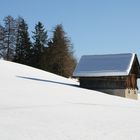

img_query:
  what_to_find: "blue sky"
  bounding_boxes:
[0,0,140,59]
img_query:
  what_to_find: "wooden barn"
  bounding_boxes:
[73,53,140,99]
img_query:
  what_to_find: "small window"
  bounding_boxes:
[128,90,130,94]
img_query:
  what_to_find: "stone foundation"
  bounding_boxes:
[97,89,138,100]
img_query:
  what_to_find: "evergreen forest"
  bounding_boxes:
[0,16,77,77]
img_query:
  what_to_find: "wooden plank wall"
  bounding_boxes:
[80,74,138,89]
[126,74,137,89]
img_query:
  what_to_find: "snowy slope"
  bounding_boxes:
[0,60,140,140]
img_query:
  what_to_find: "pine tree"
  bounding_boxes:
[14,17,32,65]
[32,21,48,69]
[3,16,16,60]
[0,25,5,58]
[47,24,77,77]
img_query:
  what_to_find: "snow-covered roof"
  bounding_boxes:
[73,53,139,77]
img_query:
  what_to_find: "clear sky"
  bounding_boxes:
[0,0,140,60]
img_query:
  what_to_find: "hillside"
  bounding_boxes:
[0,60,140,140]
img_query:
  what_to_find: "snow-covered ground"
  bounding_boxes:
[0,60,140,140]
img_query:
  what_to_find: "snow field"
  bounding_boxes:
[0,60,140,140]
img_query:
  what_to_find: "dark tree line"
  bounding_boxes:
[0,16,77,77]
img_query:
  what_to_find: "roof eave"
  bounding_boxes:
[73,72,128,77]
[127,53,136,74]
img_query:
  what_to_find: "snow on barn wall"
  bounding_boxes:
[73,53,140,100]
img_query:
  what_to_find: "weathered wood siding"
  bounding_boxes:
[126,74,137,89]
[80,74,138,90]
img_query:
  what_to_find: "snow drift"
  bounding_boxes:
[0,60,140,140]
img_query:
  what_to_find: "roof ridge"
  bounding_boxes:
[82,53,134,57]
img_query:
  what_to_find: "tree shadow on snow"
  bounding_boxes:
[16,75,79,87]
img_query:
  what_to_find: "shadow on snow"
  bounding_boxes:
[16,75,79,87]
